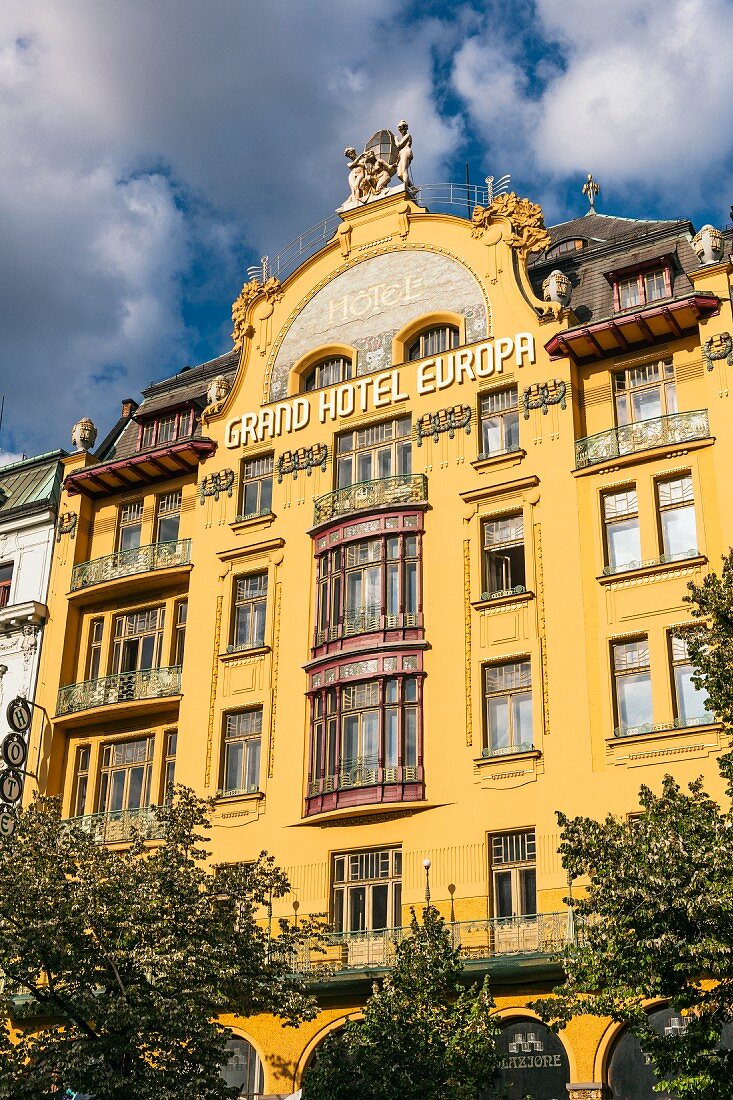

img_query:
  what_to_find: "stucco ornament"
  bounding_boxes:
[342,126,416,206]
[71,417,97,452]
[542,269,572,307]
[691,224,724,265]
[231,276,283,350]
[471,193,551,257]
[206,375,231,406]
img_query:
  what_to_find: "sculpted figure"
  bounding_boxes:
[363,149,393,195]
[345,147,367,204]
[395,120,414,189]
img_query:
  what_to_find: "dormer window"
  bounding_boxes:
[609,258,673,312]
[137,408,194,451]
[304,356,353,392]
[546,238,585,259]
[407,325,458,362]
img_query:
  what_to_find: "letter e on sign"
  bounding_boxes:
[0,809,16,837]
[2,734,27,771]
[7,697,31,734]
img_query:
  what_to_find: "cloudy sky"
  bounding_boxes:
[1,0,732,462]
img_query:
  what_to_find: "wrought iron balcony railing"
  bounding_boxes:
[57,665,182,716]
[66,804,164,844]
[613,713,715,738]
[294,911,572,974]
[70,539,191,591]
[313,474,428,526]
[307,759,420,797]
[575,409,710,469]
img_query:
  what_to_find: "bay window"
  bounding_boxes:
[336,416,411,489]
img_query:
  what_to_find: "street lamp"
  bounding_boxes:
[423,857,432,906]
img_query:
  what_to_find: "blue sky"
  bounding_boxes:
[1,0,732,462]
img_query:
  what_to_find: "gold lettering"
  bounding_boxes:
[292,398,310,431]
[225,418,241,448]
[515,331,536,366]
[417,359,437,394]
[390,369,409,403]
[495,336,514,372]
[240,413,258,446]
[435,353,455,390]
[318,390,337,424]
[337,384,355,418]
[475,342,495,378]
[455,348,476,383]
[259,408,275,440]
[373,371,393,408]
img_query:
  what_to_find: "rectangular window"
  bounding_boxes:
[336,417,411,489]
[657,475,697,561]
[174,600,187,666]
[670,634,712,727]
[484,661,533,756]
[614,359,676,426]
[98,736,154,814]
[490,830,536,918]
[163,729,177,801]
[240,454,274,518]
[156,415,177,444]
[613,638,652,734]
[117,501,144,552]
[332,847,402,934]
[479,387,519,458]
[644,268,667,302]
[482,514,525,597]
[222,709,262,795]
[232,572,268,651]
[618,275,643,310]
[616,267,669,311]
[72,745,90,817]
[141,421,156,449]
[86,618,105,680]
[156,490,181,543]
[603,488,641,572]
[0,562,12,609]
[112,607,165,674]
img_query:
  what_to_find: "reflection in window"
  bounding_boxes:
[117,501,143,552]
[240,454,273,519]
[490,830,536,918]
[86,618,104,680]
[479,387,519,458]
[304,356,353,392]
[232,573,268,651]
[617,267,669,310]
[0,562,12,609]
[671,634,712,727]
[72,745,90,817]
[613,638,652,734]
[336,417,411,488]
[98,737,154,814]
[603,489,641,572]
[407,325,458,361]
[156,490,181,543]
[482,515,525,597]
[332,847,402,933]
[112,607,165,673]
[484,661,533,756]
[222,709,262,795]
[220,1036,265,1100]
[614,360,676,426]
[163,729,177,800]
[657,475,697,560]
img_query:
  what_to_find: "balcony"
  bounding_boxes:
[70,539,191,592]
[313,474,428,526]
[575,409,710,469]
[315,608,419,647]
[66,804,164,844]
[306,759,423,816]
[295,911,572,976]
[57,665,182,717]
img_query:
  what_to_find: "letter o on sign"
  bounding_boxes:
[2,733,27,770]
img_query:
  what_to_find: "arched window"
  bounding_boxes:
[221,1036,265,1099]
[303,356,353,392]
[407,325,459,362]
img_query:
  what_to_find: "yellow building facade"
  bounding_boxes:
[29,172,733,1098]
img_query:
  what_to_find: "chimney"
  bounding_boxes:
[120,398,139,420]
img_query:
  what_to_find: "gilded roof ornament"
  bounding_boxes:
[471,192,551,256]
[582,173,600,213]
[231,276,283,350]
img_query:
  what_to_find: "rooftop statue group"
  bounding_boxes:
[344,121,415,205]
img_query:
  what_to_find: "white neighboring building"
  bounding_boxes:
[0,451,66,717]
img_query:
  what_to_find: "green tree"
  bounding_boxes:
[302,905,502,1100]
[537,552,733,1098]
[0,788,320,1100]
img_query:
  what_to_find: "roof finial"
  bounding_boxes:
[582,173,600,214]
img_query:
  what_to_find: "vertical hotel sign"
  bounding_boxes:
[226,332,536,448]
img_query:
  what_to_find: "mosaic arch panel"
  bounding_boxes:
[221,1036,265,1099]
[481,1016,570,1100]
[267,249,489,401]
[607,1006,733,1099]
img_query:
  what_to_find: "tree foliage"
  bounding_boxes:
[0,788,319,1100]
[302,905,501,1100]
[537,551,733,1098]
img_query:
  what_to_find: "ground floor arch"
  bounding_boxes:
[481,1014,571,1100]
[221,1033,266,1099]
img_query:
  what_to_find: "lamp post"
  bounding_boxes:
[423,857,432,907]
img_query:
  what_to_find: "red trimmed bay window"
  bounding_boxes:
[314,528,422,651]
[306,673,423,815]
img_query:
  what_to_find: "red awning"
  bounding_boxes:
[64,438,217,498]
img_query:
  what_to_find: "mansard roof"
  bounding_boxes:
[0,450,66,522]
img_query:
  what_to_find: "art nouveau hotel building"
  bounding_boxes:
[29,177,733,1099]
